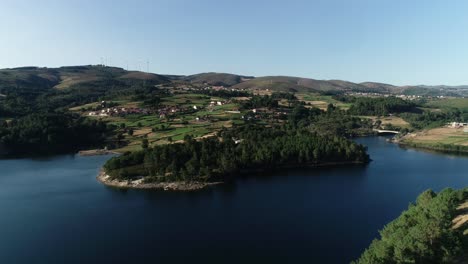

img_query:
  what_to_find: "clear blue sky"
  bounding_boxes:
[1,0,468,85]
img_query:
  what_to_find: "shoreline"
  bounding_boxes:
[96,160,367,191]
[392,136,468,155]
[391,128,468,155]
[397,142,468,155]
[79,149,120,157]
[97,170,222,191]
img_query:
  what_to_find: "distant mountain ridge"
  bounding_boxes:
[0,65,170,91]
[1,65,467,96]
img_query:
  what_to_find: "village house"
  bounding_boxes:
[449,122,468,128]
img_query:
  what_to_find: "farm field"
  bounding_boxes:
[401,127,468,146]
[296,93,351,110]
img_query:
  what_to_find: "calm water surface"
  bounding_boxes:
[1,136,467,264]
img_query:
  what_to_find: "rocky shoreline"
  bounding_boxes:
[97,170,222,191]
[79,149,120,156]
[97,161,367,191]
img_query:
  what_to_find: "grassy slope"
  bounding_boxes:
[425,98,468,112]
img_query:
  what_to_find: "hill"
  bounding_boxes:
[0,65,170,92]
[2,65,468,97]
[182,72,254,86]
[232,76,468,96]
[231,76,394,94]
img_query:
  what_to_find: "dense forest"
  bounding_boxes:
[354,188,467,264]
[286,104,373,137]
[340,96,417,116]
[400,109,467,129]
[0,112,110,156]
[104,125,369,182]
[240,94,280,109]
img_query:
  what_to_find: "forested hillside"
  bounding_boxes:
[0,113,109,156]
[353,188,468,264]
[343,97,417,116]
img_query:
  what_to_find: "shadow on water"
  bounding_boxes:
[398,145,468,158]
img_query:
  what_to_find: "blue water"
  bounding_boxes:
[0,136,467,264]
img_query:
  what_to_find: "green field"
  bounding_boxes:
[297,93,351,110]
[424,98,468,111]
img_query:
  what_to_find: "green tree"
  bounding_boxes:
[142,138,149,149]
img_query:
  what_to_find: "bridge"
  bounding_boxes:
[373,129,400,135]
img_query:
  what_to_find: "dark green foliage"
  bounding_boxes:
[287,104,373,137]
[103,125,369,181]
[271,92,297,101]
[0,112,110,156]
[401,110,465,129]
[346,97,417,116]
[142,95,161,108]
[353,188,468,264]
[241,95,279,109]
[141,138,149,149]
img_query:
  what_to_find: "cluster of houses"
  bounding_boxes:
[395,95,422,100]
[88,107,151,117]
[210,100,224,106]
[240,108,288,121]
[347,92,450,101]
[157,106,186,119]
[447,122,468,133]
[203,86,247,92]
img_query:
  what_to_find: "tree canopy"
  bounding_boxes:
[353,188,468,264]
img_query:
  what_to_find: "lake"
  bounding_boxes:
[1,136,467,264]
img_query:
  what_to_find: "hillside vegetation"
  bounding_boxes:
[182,72,253,86]
[354,188,468,264]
